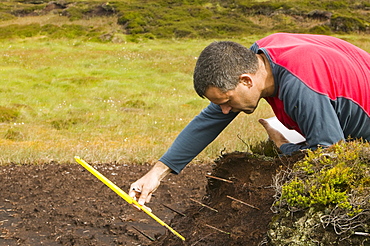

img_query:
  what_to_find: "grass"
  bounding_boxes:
[0,34,368,165]
[0,36,269,165]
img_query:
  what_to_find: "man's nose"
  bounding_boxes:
[220,104,232,114]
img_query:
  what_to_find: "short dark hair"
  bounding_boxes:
[193,41,259,98]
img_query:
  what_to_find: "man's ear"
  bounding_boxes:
[239,74,253,88]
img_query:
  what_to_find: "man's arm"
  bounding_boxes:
[159,102,238,173]
[129,102,238,208]
[274,74,346,155]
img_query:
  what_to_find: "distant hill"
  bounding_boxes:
[0,0,369,41]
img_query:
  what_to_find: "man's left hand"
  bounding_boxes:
[258,118,290,148]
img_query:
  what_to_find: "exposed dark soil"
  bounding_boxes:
[0,152,304,246]
[152,152,305,246]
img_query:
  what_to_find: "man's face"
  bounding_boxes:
[204,81,260,114]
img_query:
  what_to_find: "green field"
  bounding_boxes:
[0,0,368,165]
[0,34,368,165]
[0,37,267,164]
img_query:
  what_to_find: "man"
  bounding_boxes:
[129,33,370,209]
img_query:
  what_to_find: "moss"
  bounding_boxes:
[0,23,41,39]
[330,14,369,33]
[250,139,279,157]
[173,28,195,38]
[240,1,295,16]
[49,24,89,39]
[321,0,349,10]
[270,141,370,244]
[10,2,46,16]
[117,11,148,34]
[62,6,85,21]
[0,12,15,21]
[279,141,370,212]
[309,24,332,35]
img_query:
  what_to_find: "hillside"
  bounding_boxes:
[0,0,369,41]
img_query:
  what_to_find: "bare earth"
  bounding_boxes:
[0,152,303,246]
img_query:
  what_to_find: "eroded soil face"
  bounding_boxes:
[0,152,302,246]
[153,152,304,246]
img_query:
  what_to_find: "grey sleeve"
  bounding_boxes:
[159,102,238,174]
[280,143,310,155]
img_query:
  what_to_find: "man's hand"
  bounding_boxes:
[128,161,172,211]
[258,118,290,148]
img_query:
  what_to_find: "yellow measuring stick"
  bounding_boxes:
[74,156,185,241]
